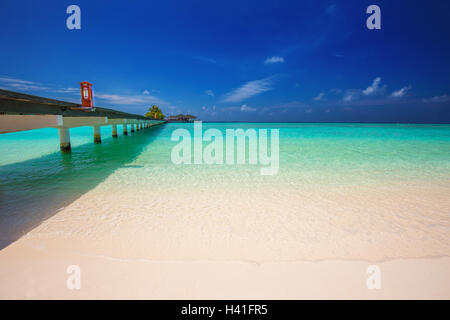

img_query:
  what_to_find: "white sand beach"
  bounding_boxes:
[0,173,449,299]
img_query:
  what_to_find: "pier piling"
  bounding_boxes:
[112,124,118,138]
[59,127,71,153]
[93,126,101,144]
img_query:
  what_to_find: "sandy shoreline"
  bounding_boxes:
[7,179,449,261]
[0,176,449,299]
[0,238,449,299]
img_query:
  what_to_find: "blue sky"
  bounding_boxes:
[1,0,449,122]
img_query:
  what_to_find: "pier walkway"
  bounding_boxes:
[0,89,165,152]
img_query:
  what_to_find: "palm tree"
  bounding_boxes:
[145,105,165,120]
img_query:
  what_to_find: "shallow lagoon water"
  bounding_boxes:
[1,123,449,257]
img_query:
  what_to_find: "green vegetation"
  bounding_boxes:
[145,105,165,120]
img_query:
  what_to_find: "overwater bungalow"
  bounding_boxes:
[166,114,197,122]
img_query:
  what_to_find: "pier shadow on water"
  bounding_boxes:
[0,125,165,250]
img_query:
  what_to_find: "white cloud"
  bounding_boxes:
[313,92,325,101]
[363,77,385,96]
[422,94,450,103]
[205,89,215,97]
[201,105,218,116]
[240,104,256,112]
[305,108,312,113]
[391,85,411,98]
[0,76,37,85]
[8,83,49,91]
[143,90,150,95]
[264,56,285,64]
[223,76,276,103]
[95,93,167,106]
[338,77,388,102]
[0,76,77,95]
[0,76,49,91]
[54,87,79,94]
[343,90,359,102]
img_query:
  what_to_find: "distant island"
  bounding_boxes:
[166,114,197,122]
[145,106,196,122]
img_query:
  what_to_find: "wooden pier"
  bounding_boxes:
[0,89,166,152]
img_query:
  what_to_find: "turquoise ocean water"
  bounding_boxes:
[1,123,450,248]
